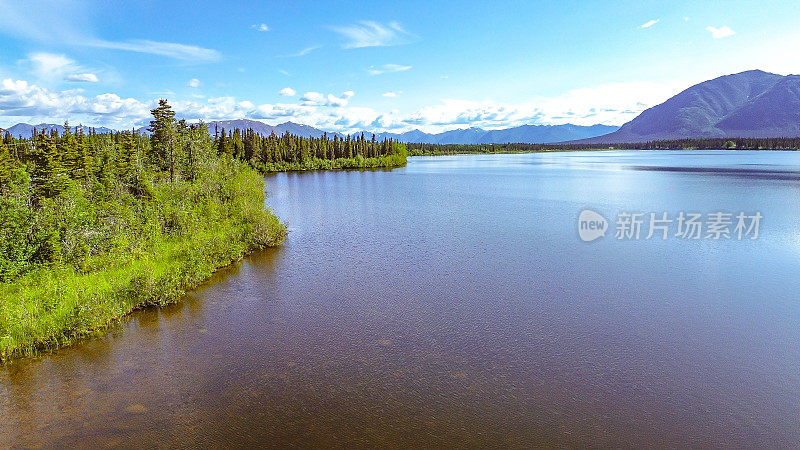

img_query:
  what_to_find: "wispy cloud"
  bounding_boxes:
[368,64,412,76]
[279,87,296,97]
[382,91,401,98]
[279,46,320,58]
[706,25,735,39]
[251,23,269,32]
[330,21,414,48]
[640,19,659,29]
[28,53,74,78]
[26,53,100,83]
[87,39,221,62]
[187,78,201,88]
[64,73,98,83]
[0,1,220,63]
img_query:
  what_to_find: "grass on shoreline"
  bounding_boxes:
[0,162,285,362]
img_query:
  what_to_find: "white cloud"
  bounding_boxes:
[279,46,320,58]
[368,64,412,75]
[330,21,414,48]
[28,53,74,77]
[26,53,100,83]
[187,78,201,88]
[0,78,149,126]
[300,91,353,107]
[640,19,659,29]
[382,91,401,98]
[300,91,324,105]
[88,39,221,62]
[706,26,735,39]
[64,73,98,83]
[0,2,220,63]
[279,87,296,97]
[252,23,269,32]
[0,76,690,134]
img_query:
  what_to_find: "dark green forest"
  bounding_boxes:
[212,126,408,172]
[407,137,800,155]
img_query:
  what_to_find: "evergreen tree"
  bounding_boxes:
[149,99,177,179]
[118,131,137,180]
[232,129,244,159]
[75,128,94,181]
[31,130,67,198]
[0,140,11,190]
[59,121,82,178]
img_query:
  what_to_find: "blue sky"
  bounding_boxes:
[0,0,798,132]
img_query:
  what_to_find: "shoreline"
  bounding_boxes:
[0,218,286,362]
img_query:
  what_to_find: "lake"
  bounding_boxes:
[2,150,800,447]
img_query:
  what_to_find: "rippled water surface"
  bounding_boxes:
[3,151,800,447]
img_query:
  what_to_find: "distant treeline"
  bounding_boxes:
[407,137,800,155]
[213,127,407,172]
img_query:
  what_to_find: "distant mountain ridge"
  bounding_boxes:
[7,70,800,145]
[2,119,616,145]
[364,124,618,144]
[579,70,800,143]
[3,123,116,137]
[202,119,344,139]
[202,120,618,144]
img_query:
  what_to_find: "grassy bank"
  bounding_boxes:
[0,101,290,361]
[0,158,285,360]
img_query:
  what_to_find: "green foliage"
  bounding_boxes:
[211,128,407,172]
[0,101,286,360]
[149,99,177,177]
[0,99,410,360]
[0,140,11,189]
[31,130,69,199]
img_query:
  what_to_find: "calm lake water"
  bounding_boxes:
[2,150,800,447]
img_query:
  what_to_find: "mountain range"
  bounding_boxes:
[579,70,800,143]
[1,119,618,145]
[4,69,800,145]
[360,124,618,144]
[1,123,116,137]
[196,120,618,144]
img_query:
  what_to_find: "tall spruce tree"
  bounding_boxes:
[31,130,67,198]
[59,121,82,178]
[149,99,177,180]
